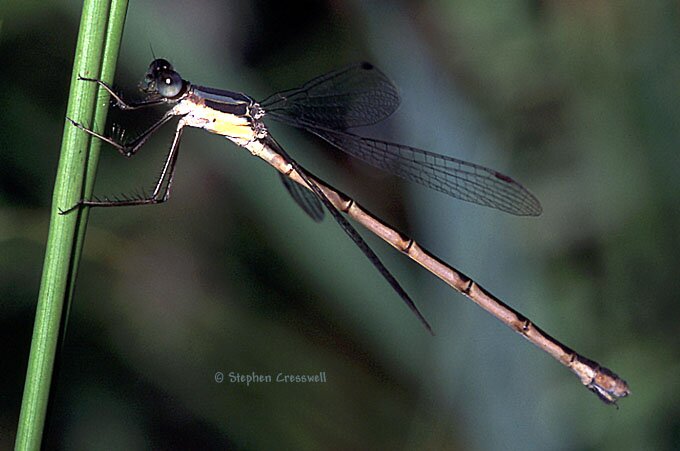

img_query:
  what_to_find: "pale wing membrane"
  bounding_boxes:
[309,129,542,216]
[279,172,324,222]
[260,62,400,130]
[261,63,541,216]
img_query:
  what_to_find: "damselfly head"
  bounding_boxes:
[141,58,184,99]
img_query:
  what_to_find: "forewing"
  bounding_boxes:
[309,129,542,216]
[260,62,400,131]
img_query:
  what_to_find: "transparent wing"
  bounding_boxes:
[260,62,400,130]
[279,172,324,222]
[309,129,542,216]
[261,63,541,216]
[265,136,433,334]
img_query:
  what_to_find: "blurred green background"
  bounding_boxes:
[2,0,679,449]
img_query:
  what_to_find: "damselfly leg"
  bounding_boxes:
[61,75,187,213]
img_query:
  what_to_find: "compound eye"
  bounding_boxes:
[156,71,182,97]
[149,58,173,73]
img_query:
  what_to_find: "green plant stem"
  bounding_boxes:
[15,1,128,449]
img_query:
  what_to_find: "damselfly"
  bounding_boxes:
[64,59,629,404]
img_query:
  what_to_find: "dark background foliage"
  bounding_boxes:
[2,1,679,449]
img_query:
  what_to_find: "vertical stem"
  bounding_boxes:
[15,1,128,449]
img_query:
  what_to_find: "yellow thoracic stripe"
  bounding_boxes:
[174,101,257,143]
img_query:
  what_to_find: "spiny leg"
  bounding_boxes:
[148,122,185,202]
[60,121,186,214]
[78,76,167,110]
[66,111,177,157]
